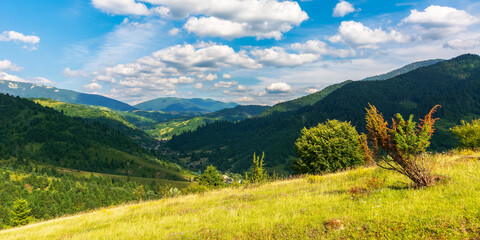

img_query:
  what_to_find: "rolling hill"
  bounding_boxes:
[0,80,135,111]
[168,54,480,174]
[0,93,188,181]
[362,59,444,81]
[134,97,237,112]
[145,105,269,139]
[2,151,479,239]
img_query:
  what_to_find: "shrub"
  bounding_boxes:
[198,165,223,188]
[182,184,209,195]
[293,120,365,174]
[450,119,480,149]
[246,152,268,183]
[365,104,440,187]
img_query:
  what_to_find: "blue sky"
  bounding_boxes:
[1,0,480,105]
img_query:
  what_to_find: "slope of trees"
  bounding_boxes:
[169,54,480,174]
[0,94,187,181]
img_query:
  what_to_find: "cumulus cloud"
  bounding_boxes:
[329,21,411,48]
[333,0,358,17]
[63,68,88,77]
[214,81,238,88]
[402,5,479,40]
[251,47,318,67]
[168,27,180,36]
[83,82,103,91]
[91,0,150,15]
[222,74,232,79]
[0,31,40,50]
[193,83,203,89]
[266,82,292,93]
[29,77,55,85]
[304,88,319,94]
[82,42,260,103]
[444,37,480,49]
[291,40,355,58]
[0,72,25,82]
[93,0,309,40]
[235,96,254,102]
[0,60,22,72]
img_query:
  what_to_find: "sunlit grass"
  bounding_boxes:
[1,151,480,239]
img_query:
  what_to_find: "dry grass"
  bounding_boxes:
[1,151,480,239]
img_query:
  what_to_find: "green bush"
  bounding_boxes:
[450,119,480,149]
[293,120,364,174]
[198,165,223,188]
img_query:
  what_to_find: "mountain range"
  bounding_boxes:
[167,54,480,174]
[134,97,238,112]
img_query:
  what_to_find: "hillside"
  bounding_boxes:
[1,151,479,239]
[168,54,480,173]
[146,105,269,139]
[260,80,353,117]
[33,99,157,148]
[134,97,237,112]
[0,80,135,111]
[0,93,187,181]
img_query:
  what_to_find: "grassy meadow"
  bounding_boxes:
[1,151,480,239]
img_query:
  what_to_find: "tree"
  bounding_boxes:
[247,152,267,183]
[10,199,34,227]
[293,120,364,174]
[450,119,480,149]
[198,165,223,188]
[365,104,440,187]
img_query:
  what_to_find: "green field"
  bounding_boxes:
[1,151,479,239]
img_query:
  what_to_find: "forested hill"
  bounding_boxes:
[134,97,237,112]
[168,54,480,174]
[0,94,187,181]
[362,59,444,81]
[0,80,136,111]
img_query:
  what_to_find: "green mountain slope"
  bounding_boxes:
[168,54,480,174]
[33,98,157,148]
[134,97,237,112]
[146,105,269,139]
[260,80,353,117]
[0,80,135,111]
[0,94,187,181]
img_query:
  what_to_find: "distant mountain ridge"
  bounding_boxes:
[0,79,136,111]
[134,97,238,112]
[362,59,444,81]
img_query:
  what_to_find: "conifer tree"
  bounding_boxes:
[10,199,34,227]
[248,152,267,183]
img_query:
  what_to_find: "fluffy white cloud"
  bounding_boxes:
[91,0,150,15]
[444,37,480,49]
[291,40,355,58]
[333,0,357,17]
[304,88,319,94]
[235,96,254,102]
[402,5,479,40]
[0,31,40,49]
[251,47,318,67]
[0,60,22,72]
[63,68,88,77]
[0,72,24,82]
[266,82,292,93]
[214,81,238,88]
[94,0,309,40]
[83,82,103,91]
[222,74,232,79]
[82,42,260,102]
[193,83,203,89]
[29,77,55,85]
[329,21,411,49]
[168,27,180,36]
